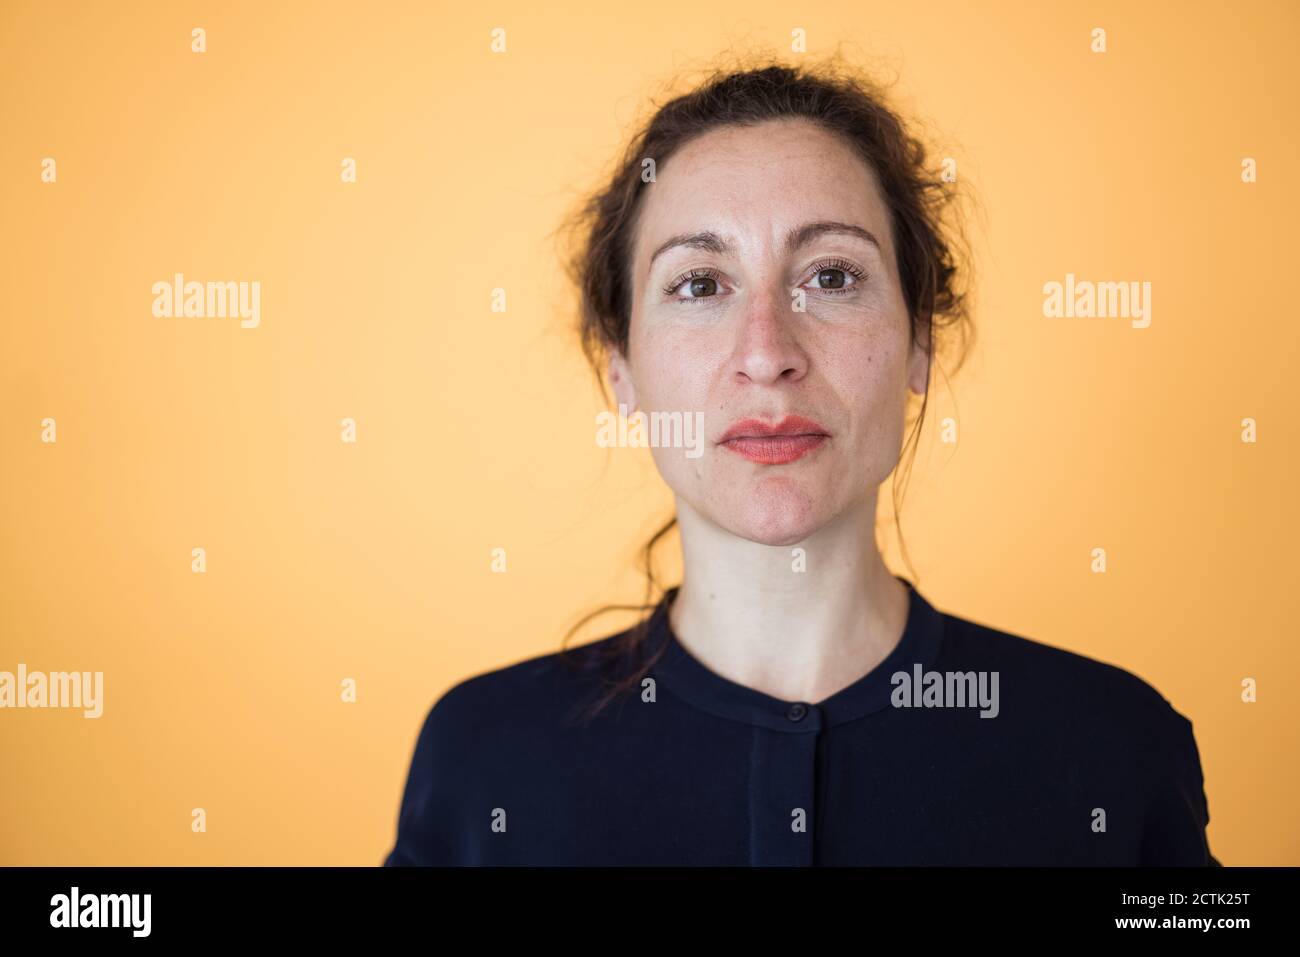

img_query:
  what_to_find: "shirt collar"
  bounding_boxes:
[646,575,945,732]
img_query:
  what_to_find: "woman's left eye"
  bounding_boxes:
[804,259,867,295]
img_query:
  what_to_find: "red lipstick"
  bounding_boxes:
[718,415,830,465]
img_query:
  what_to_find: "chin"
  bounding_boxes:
[716,489,828,547]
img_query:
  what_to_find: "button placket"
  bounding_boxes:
[748,703,820,866]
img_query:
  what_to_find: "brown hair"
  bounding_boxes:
[554,52,976,724]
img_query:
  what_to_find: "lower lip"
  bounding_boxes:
[721,434,828,464]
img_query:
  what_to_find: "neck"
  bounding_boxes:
[667,494,910,705]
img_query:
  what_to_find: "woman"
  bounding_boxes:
[384,59,1217,866]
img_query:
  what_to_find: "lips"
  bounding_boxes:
[718,415,830,465]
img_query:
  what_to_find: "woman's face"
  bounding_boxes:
[609,117,929,547]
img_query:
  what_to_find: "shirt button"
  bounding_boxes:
[787,703,807,722]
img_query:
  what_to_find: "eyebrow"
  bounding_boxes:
[646,220,882,273]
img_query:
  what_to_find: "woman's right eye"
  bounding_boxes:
[663,268,726,301]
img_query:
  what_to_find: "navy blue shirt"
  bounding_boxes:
[384,577,1217,865]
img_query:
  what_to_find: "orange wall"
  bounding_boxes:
[1,0,1295,865]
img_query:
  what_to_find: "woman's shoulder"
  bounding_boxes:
[384,632,636,865]
[933,606,1215,858]
[406,629,634,742]
[935,606,1185,709]
[929,604,1201,763]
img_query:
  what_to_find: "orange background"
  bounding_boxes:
[1,0,1295,865]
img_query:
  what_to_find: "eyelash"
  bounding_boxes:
[660,258,868,302]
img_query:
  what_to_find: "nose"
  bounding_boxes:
[729,286,809,385]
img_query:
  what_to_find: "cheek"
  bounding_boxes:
[826,314,904,383]
[637,362,721,490]
[636,346,710,414]
[824,330,912,447]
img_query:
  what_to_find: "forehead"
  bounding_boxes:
[631,117,890,267]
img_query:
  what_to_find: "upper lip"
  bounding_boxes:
[718,415,830,443]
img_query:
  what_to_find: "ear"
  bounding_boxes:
[607,348,639,413]
[906,327,931,396]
